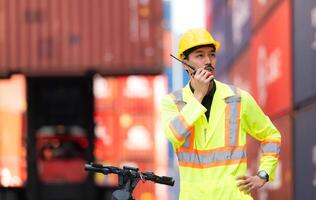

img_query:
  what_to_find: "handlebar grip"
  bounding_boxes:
[156,176,175,186]
[84,164,108,174]
[142,172,175,186]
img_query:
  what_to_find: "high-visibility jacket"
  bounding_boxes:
[159,80,281,200]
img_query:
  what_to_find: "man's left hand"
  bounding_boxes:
[236,175,267,193]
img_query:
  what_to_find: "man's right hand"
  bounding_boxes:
[191,67,214,102]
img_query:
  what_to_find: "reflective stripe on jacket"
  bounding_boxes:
[160,80,281,200]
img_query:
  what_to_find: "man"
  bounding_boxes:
[159,28,281,200]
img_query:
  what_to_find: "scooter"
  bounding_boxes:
[85,163,175,200]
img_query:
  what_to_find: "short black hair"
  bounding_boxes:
[183,44,215,60]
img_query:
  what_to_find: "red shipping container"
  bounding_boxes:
[93,75,168,192]
[225,47,255,94]
[94,76,118,111]
[0,75,27,187]
[94,110,122,186]
[120,113,155,161]
[94,111,122,164]
[251,0,292,118]
[251,0,283,30]
[247,113,293,200]
[116,76,155,113]
[94,76,157,163]
[0,0,163,77]
[205,0,213,32]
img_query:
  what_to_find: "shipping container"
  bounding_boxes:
[210,0,230,73]
[93,75,163,163]
[250,0,292,118]
[163,0,171,32]
[162,0,171,67]
[0,75,27,188]
[0,0,163,77]
[26,76,95,200]
[205,0,213,35]
[226,0,251,62]
[93,76,118,111]
[293,0,316,107]
[294,103,316,200]
[117,76,155,113]
[93,75,168,200]
[225,47,254,94]
[247,113,293,200]
[94,111,121,165]
[120,113,155,161]
[251,0,283,30]
[208,0,251,74]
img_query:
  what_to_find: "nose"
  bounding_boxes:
[204,55,212,65]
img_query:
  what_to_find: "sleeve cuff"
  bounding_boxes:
[181,96,207,125]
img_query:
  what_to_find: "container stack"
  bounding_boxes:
[0,0,165,200]
[206,0,315,199]
[0,0,164,76]
[292,0,316,199]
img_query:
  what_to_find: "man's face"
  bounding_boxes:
[185,46,216,76]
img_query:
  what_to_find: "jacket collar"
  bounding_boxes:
[182,79,235,102]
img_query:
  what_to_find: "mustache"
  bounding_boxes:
[188,64,215,76]
[204,64,215,72]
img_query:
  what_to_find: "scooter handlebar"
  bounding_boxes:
[85,163,175,186]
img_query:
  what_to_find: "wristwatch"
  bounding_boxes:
[257,170,269,182]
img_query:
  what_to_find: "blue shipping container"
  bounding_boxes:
[293,0,316,107]
[294,103,316,200]
[210,0,251,75]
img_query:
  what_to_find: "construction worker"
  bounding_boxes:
[159,28,281,200]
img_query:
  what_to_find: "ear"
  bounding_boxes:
[180,54,185,60]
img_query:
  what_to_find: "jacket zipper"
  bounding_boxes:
[204,128,206,143]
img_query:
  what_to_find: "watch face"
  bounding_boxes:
[258,171,269,181]
[258,171,266,177]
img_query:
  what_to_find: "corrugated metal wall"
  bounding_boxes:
[0,0,163,77]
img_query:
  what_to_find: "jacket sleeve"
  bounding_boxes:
[241,91,281,181]
[159,93,206,149]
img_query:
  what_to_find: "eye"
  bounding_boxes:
[196,54,203,58]
[209,53,216,58]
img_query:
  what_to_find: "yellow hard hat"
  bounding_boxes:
[177,28,220,60]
